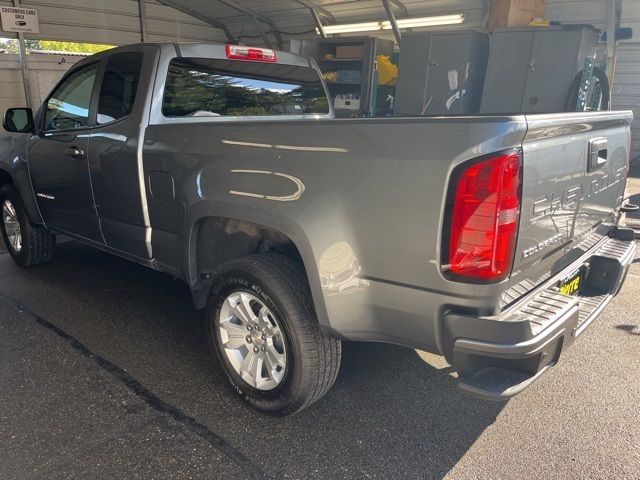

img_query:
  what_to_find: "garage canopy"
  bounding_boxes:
[0,1,636,47]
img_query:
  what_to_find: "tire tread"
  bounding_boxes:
[211,253,341,414]
[245,253,341,413]
[1,185,54,266]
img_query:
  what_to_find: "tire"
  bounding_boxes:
[565,66,610,111]
[206,253,341,415]
[0,185,55,266]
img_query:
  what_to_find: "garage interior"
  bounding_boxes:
[0,0,639,151]
[1,1,640,479]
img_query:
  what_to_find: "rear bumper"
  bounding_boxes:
[446,226,636,401]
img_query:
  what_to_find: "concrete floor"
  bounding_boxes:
[1,162,640,479]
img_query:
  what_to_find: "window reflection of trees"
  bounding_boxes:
[163,63,329,117]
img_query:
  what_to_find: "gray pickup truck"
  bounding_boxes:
[0,42,636,415]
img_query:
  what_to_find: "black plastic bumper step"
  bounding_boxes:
[457,366,551,401]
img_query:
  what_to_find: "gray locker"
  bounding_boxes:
[480,25,599,113]
[395,31,489,116]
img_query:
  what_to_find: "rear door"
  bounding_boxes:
[88,47,152,259]
[27,62,103,242]
[508,112,632,292]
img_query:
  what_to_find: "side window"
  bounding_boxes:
[97,52,143,125]
[45,64,98,131]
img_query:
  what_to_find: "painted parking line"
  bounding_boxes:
[0,290,269,480]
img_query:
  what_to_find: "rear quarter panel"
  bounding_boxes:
[143,116,527,350]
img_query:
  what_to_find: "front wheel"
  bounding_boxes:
[206,253,341,415]
[0,185,55,266]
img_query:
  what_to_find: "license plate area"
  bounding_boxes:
[558,267,584,297]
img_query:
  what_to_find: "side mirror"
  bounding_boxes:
[3,108,35,134]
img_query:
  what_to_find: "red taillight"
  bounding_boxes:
[448,152,521,281]
[225,44,277,62]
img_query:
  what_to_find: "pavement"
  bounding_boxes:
[1,162,640,479]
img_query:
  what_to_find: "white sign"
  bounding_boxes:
[1,7,39,34]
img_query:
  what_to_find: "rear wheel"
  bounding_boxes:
[0,185,55,266]
[206,253,341,415]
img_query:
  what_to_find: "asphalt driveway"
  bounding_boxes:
[2,156,640,479]
[0,236,639,479]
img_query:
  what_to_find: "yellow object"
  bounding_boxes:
[376,55,398,86]
[529,18,551,26]
[322,71,338,82]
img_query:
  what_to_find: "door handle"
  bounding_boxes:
[65,146,85,158]
[588,137,608,172]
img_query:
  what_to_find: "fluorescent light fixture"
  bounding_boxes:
[394,14,465,28]
[322,14,464,35]
[322,21,383,34]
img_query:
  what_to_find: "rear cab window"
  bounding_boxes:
[97,52,143,125]
[162,58,329,118]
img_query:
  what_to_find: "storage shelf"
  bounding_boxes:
[314,36,394,117]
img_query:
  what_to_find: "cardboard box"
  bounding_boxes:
[488,0,546,30]
[335,45,364,59]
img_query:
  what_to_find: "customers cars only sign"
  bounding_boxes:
[1,7,39,34]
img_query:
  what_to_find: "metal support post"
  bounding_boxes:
[14,0,31,108]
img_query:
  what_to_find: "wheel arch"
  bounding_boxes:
[0,166,43,225]
[185,212,332,332]
[0,168,12,189]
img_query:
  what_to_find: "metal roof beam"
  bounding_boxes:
[251,15,274,49]
[156,0,235,41]
[388,0,408,17]
[216,0,283,49]
[382,0,402,44]
[308,7,326,38]
[294,0,335,23]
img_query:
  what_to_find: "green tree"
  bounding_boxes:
[0,38,113,54]
[37,41,113,53]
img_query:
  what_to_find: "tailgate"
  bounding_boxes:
[508,111,634,292]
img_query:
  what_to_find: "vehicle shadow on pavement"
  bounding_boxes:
[615,324,640,336]
[626,192,640,217]
[0,241,505,479]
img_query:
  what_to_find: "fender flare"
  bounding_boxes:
[0,166,42,225]
[182,201,332,330]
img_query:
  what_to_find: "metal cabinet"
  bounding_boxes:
[395,31,489,116]
[480,25,599,113]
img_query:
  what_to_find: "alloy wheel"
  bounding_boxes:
[2,199,22,253]
[218,291,287,391]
